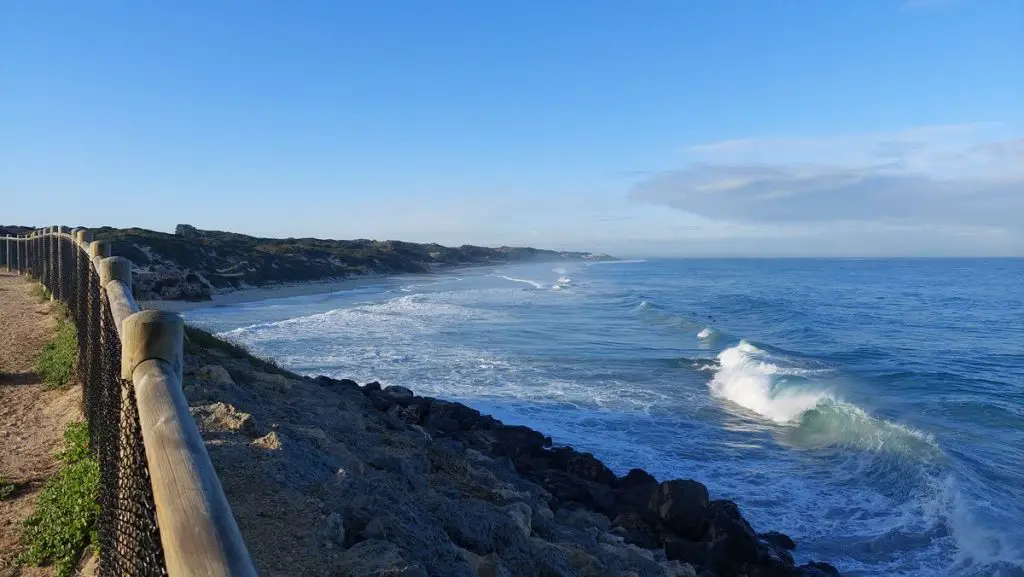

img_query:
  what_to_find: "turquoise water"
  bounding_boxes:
[186,259,1024,576]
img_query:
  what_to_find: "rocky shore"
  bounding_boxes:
[183,328,842,577]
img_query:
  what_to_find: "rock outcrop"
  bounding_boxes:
[355,380,841,577]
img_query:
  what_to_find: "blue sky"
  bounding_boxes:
[3,0,1021,256]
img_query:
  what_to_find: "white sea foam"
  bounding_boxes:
[697,327,714,340]
[556,276,572,284]
[498,276,545,289]
[709,341,829,423]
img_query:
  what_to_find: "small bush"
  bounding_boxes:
[0,476,16,500]
[19,422,99,577]
[36,319,77,389]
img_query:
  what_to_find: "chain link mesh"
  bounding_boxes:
[41,235,168,577]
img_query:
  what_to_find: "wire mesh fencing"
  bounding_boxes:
[32,233,168,577]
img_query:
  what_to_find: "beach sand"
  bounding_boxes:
[140,274,395,312]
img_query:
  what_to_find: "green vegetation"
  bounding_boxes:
[36,316,78,389]
[29,282,52,302]
[0,476,17,500]
[184,324,295,378]
[88,225,607,300]
[19,422,99,577]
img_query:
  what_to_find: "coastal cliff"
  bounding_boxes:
[92,225,611,301]
[1,224,612,301]
[184,328,842,577]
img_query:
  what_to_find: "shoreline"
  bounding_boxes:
[140,274,396,312]
[138,258,593,312]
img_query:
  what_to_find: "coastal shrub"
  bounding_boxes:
[19,421,99,577]
[36,317,77,389]
[184,325,293,377]
[0,476,16,500]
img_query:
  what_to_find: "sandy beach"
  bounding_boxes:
[140,274,396,312]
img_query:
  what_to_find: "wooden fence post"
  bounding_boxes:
[76,229,93,249]
[89,240,112,271]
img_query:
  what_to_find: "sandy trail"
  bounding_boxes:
[0,272,82,576]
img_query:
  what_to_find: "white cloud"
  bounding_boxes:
[630,125,1024,255]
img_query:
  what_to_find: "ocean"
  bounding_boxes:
[184,258,1024,576]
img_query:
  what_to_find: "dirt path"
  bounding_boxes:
[0,272,83,576]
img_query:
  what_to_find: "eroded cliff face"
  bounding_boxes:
[87,225,611,301]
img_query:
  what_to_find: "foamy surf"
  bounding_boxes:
[709,341,829,423]
[708,341,937,453]
[498,275,545,289]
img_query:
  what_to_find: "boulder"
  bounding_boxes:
[612,513,661,549]
[661,560,698,577]
[313,375,360,390]
[760,531,796,551]
[663,536,708,566]
[334,539,427,577]
[654,479,710,540]
[505,502,533,537]
[798,562,842,576]
[195,365,235,386]
[547,448,618,486]
[704,500,760,576]
[387,403,422,425]
[383,385,414,399]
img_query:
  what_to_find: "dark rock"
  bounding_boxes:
[704,500,759,576]
[363,381,382,393]
[664,535,708,566]
[655,480,709,540]
[621,468,657,488]
[492,425,548,458]
[314,375,360,390]
[617,470,660,517]
[424,400,482,434]
[383,385,414,399]
[387,403,422,425]
[547,448,618,486]
[760,531,796,551]
[798,562,842,576]
[611,513,661,549]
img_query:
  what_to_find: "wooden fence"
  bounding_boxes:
[1,228,256,577]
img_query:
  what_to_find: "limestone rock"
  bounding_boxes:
[195,364,234,386]
[191,401,257,437]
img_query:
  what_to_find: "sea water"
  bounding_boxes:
[185,258,1024,576]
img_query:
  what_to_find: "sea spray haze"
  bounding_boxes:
[185,258,1024,577]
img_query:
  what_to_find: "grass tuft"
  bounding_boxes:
[29,283,52,302]
[0,476,16,500]
[18,421,99,577]
[184,324,294,377]
[36,317,78,389]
